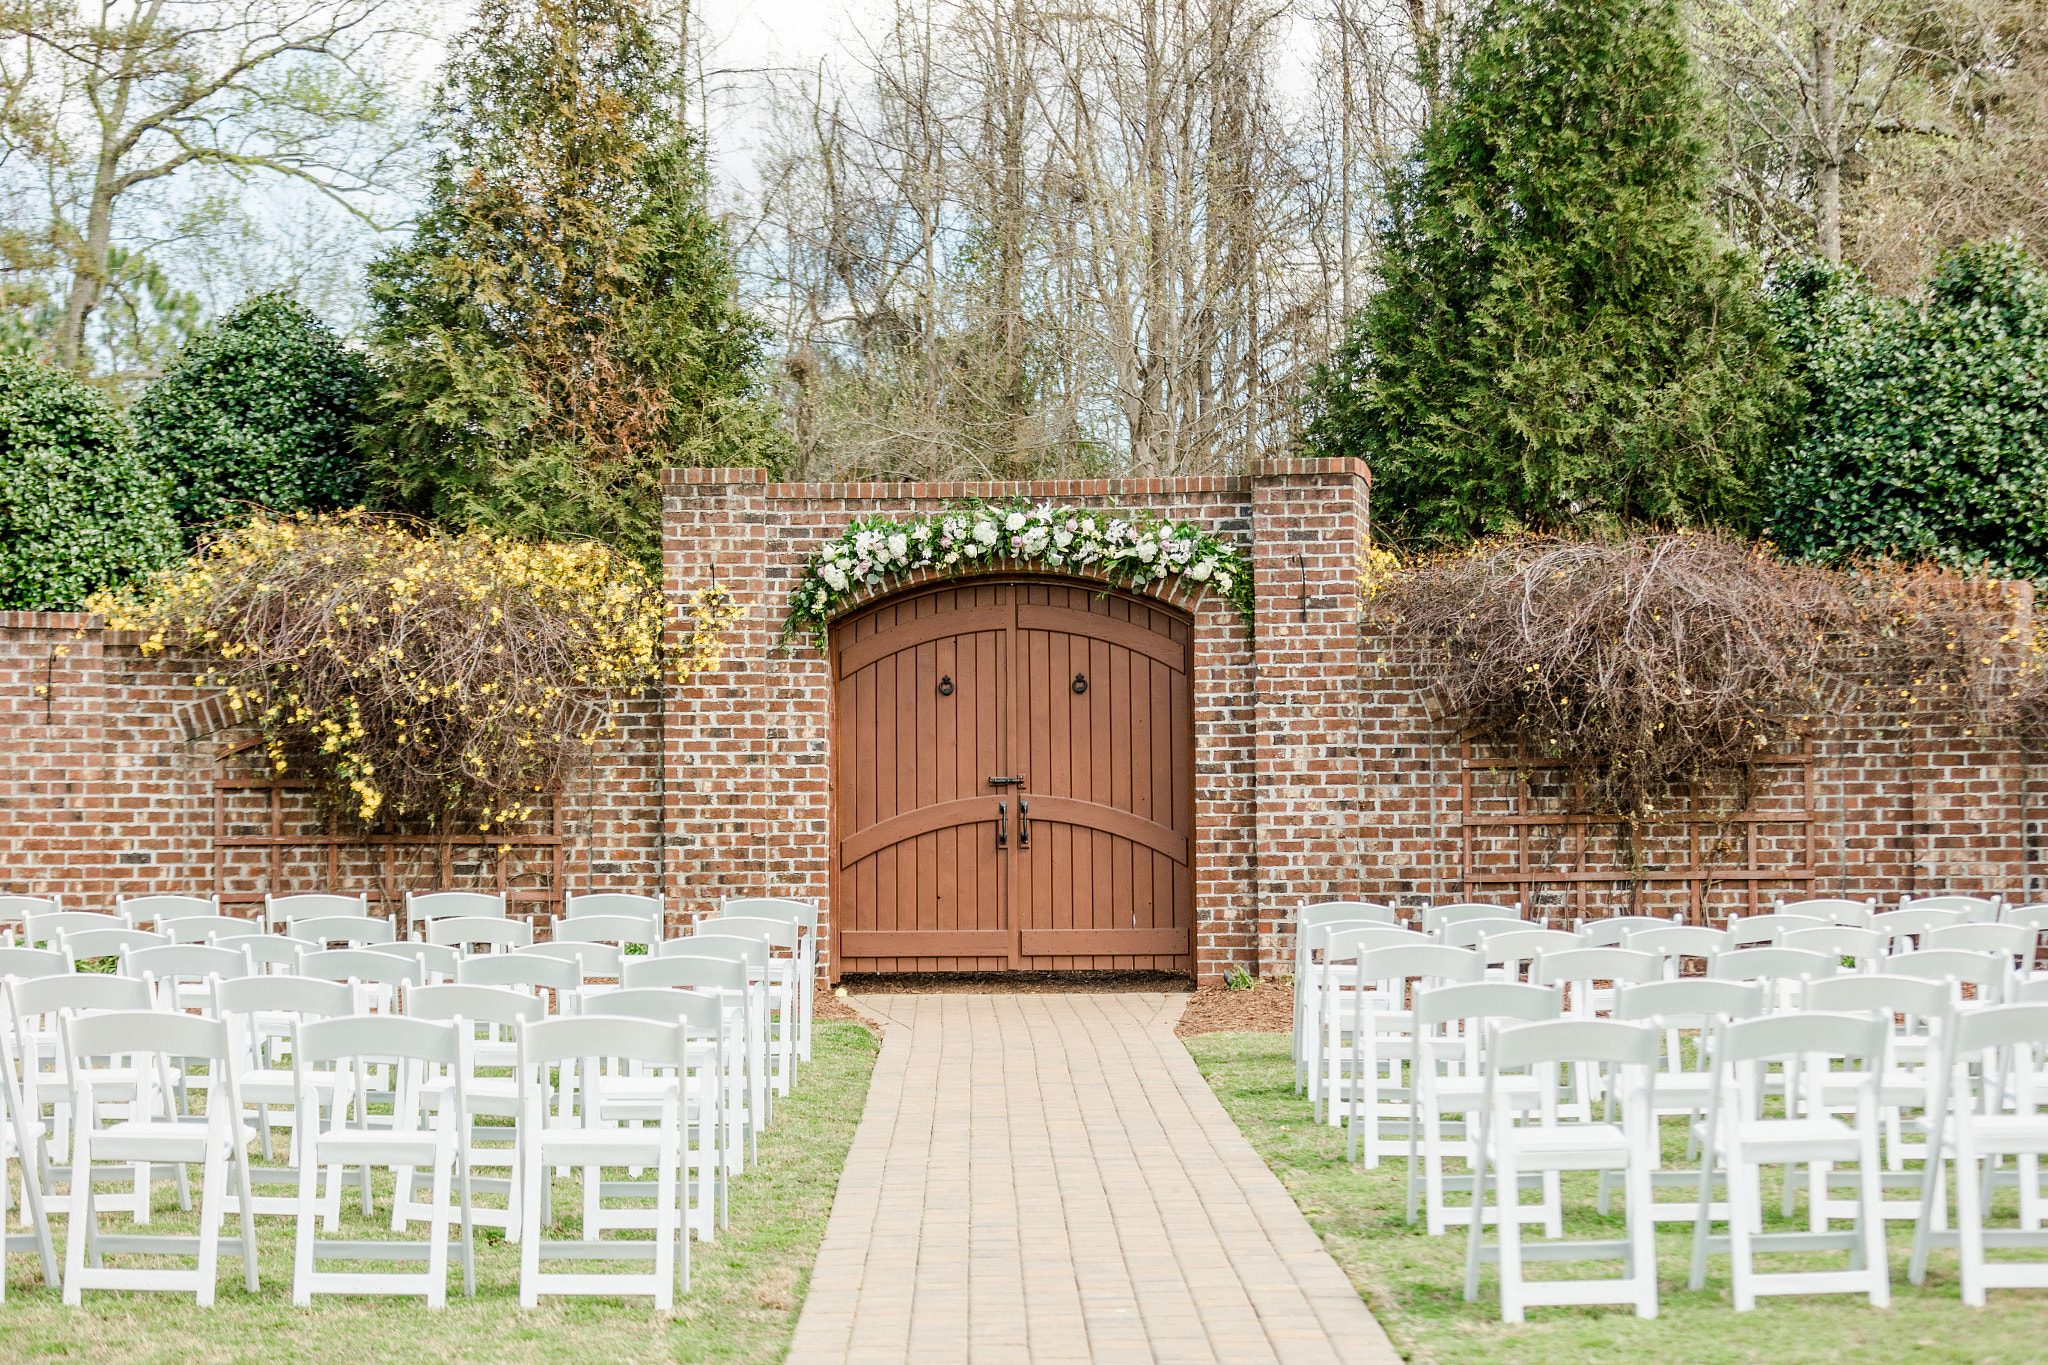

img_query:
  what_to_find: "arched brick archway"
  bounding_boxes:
[830,576,1195,973]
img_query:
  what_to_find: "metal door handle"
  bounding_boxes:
[1018,799,1029,848]
[997,800,1007,848]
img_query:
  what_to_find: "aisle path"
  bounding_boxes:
[787,993,1400,1365]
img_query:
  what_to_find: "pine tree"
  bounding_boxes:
[1301,0,1795,545]
[360,0,784,567]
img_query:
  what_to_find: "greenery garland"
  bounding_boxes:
[781,499,1255,650]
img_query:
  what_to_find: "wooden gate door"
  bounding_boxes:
[832,580,1193,974]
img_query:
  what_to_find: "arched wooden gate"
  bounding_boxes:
[831,578,1194,974]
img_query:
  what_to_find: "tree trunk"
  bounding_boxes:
[1813,2,1841,262]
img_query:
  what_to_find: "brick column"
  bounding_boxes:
[0,612,110,901]
[1249,459,1370,977]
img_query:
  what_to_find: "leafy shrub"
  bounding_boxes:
[133,292,373,536]
[92,512,739,829]
[1768,242,2048,579]
[0,355,176,609]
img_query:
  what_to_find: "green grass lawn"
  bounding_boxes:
[1185,1030,2048,1365]
[0,1021,878,1365]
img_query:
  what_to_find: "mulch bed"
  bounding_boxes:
[1174,977,1295,1036]
[839,970,1195,995]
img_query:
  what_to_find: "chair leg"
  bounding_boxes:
[1957,1150,1988,1307]
[195,1153,226,1307]
[60,1133,91,1306]
[518,1141,543,1309]
[1688,1139,1716,1292]
[654,1141,677,1312]
[1860,1144,1891,1307]
[1729,1146,1757,1312]
[1627,1151,1658,1318]
[425,1152,451,1310]
[1497,1145,1526,1323]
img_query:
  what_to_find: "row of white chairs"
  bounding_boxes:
[0,894,823,1309]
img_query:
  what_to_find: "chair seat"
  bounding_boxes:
[89,1118,257,1163]
[1710,1115,1863,1162]
[1484,1122,1633,1171]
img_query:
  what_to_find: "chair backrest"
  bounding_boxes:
[585,986,724,1035]
[710,916,800,951]
[1881,947,2009,990]
[1531,946,1663,989]
[1476,928,1579,965]
[211,973,355,1020]
[456,952,581,995]
[210,933,318,971]
[22,910,120,945]
[123,943,249,986]
[1724,912,1825,946]
[1780,924,1886,962]
[116,894,219,926]
[1323,925,1426,964]
[552,914,661,948]
[1489,1017,1659,1071]
[2000,902,2048,931]
[1421,903,1523,932]
[263,891,368,931]
[363,940,460,978]
[1901,894,2001,920]
[289,914,395,946]
[296,947,424,988]
[1708,946,1838,985]
[1613,977,1766,1026]
[295,1013,461,1068]
[517,940,623,978]
[63,1008,232,1065]
[1949,1001,2048,1057]
[679,933,769,970]
[424,916,534,951]
[405,982,546,1029]
[563,891,666,920]
[0,893,61,924]
[1871,907,1964,942]
[57,925,168,961]
[1574,915,1678,947]
[1713,1009,1888,1067]
[1356,943,1484,988]
[1803,972,1949,1022]
[1925,922,2032,958]
[516,1014,683,1073]
[405,890,506,921]
[1438,917,1528,949]
[1297,900,1398,935]
[1774,897,1876,926]
[621,955,749,992]
[718,897,819,935]
[0,946,69,979]
[1411,980,1561,1029]
[160,914,260,945]
[9,972,153,1021]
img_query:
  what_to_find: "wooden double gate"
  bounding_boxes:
[831,579,1195,973]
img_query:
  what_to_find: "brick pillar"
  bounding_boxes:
[0,612,110,902]
[661,468,770,933]
[1249,459,1370,977]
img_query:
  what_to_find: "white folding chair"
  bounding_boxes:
[426,916,534,954]
[210,932,320,974]
[1613,979,1765,1224]
[1909,1001,2048,1303]
[1344,943,1484,1165]
[402,984,545,1241]
[1725,913,1825,949]
[297,947,425,1016]
[623,956,756,1168]
[115,895,219,930]
[57,925,168,964]
[1707,946,1838,1010]
[365,939,458,984]
[1872,907,1963,953]
[1926,922,2034,967]
[158,915,261,946]
[574,987,729,1243]
[1423,903,1524,934]
[1782,924,1887,972]
[0,946,71,979]
[1303,919,1417,1112]
[59,1009,259,1305]
[1624,924,1732,980]
[1882,948,2011,1007]
[123,943,250,1012]
[0,1012,58,1298]
[1902,894,2002,924]
[1575,915,1679,948]
[555,914,663,952]
[1462,1018,1661,1323]
[0,894,61,942]
[719,896,819,1060]
[1803,973,1949,1209]
[515,1015,688,1309]
[518,940,625,1000]
[290,1014,474,1307]
[1477,928,1579,984]
[289,915,397,948]
[1775,897,1876,927]
[263,892,369,932]
[1291,901,1399,1086]
[1439,918,1527,951]
[707,918,803,1094]
[406,891,507,924]
[208,975,357,1205]
[21,910,120,948]
[663,936,777,1131]
[1533,946,1662,1020]
[562,892,667,921]
[1406,981,1561,1236]
[1687,1011,1891,1310]
[457,953,582,1014]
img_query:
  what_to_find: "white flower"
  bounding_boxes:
[1080,517,1098,536]
[1136,539,1157,562]
[819,564,848,592]
[1188,559,1214,581]
[1052,529,1072,549]
[887,533,909,559]
[973,521,999,545]
[944,551,960,565]
[911,523,932,541]
[1005,511,1027,532]
[1217,573,1233,592]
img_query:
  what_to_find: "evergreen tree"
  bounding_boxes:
[1301,0,1795,544]
[135,292,373,538]
[360,0,784,567]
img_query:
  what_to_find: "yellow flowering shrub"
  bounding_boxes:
[92,511,739,829]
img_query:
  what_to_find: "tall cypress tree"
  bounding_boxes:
[1302,0,1794,544]
[360,0,784,567]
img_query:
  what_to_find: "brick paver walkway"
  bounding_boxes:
[787,992,1399,1365]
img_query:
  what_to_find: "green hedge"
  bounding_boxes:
[134,292,373,535]
[0,357,176,610]
[1769,242,2048,578]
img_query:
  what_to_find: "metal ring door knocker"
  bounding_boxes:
[938,675,953,696]
[1072,673,1088,694]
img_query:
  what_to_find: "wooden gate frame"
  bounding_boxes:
[1455,730,1816,924]
[211,741,564,926]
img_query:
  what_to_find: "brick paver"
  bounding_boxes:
[788,993,1400,1364]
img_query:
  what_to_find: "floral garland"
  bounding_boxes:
[781,499,1255,650]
